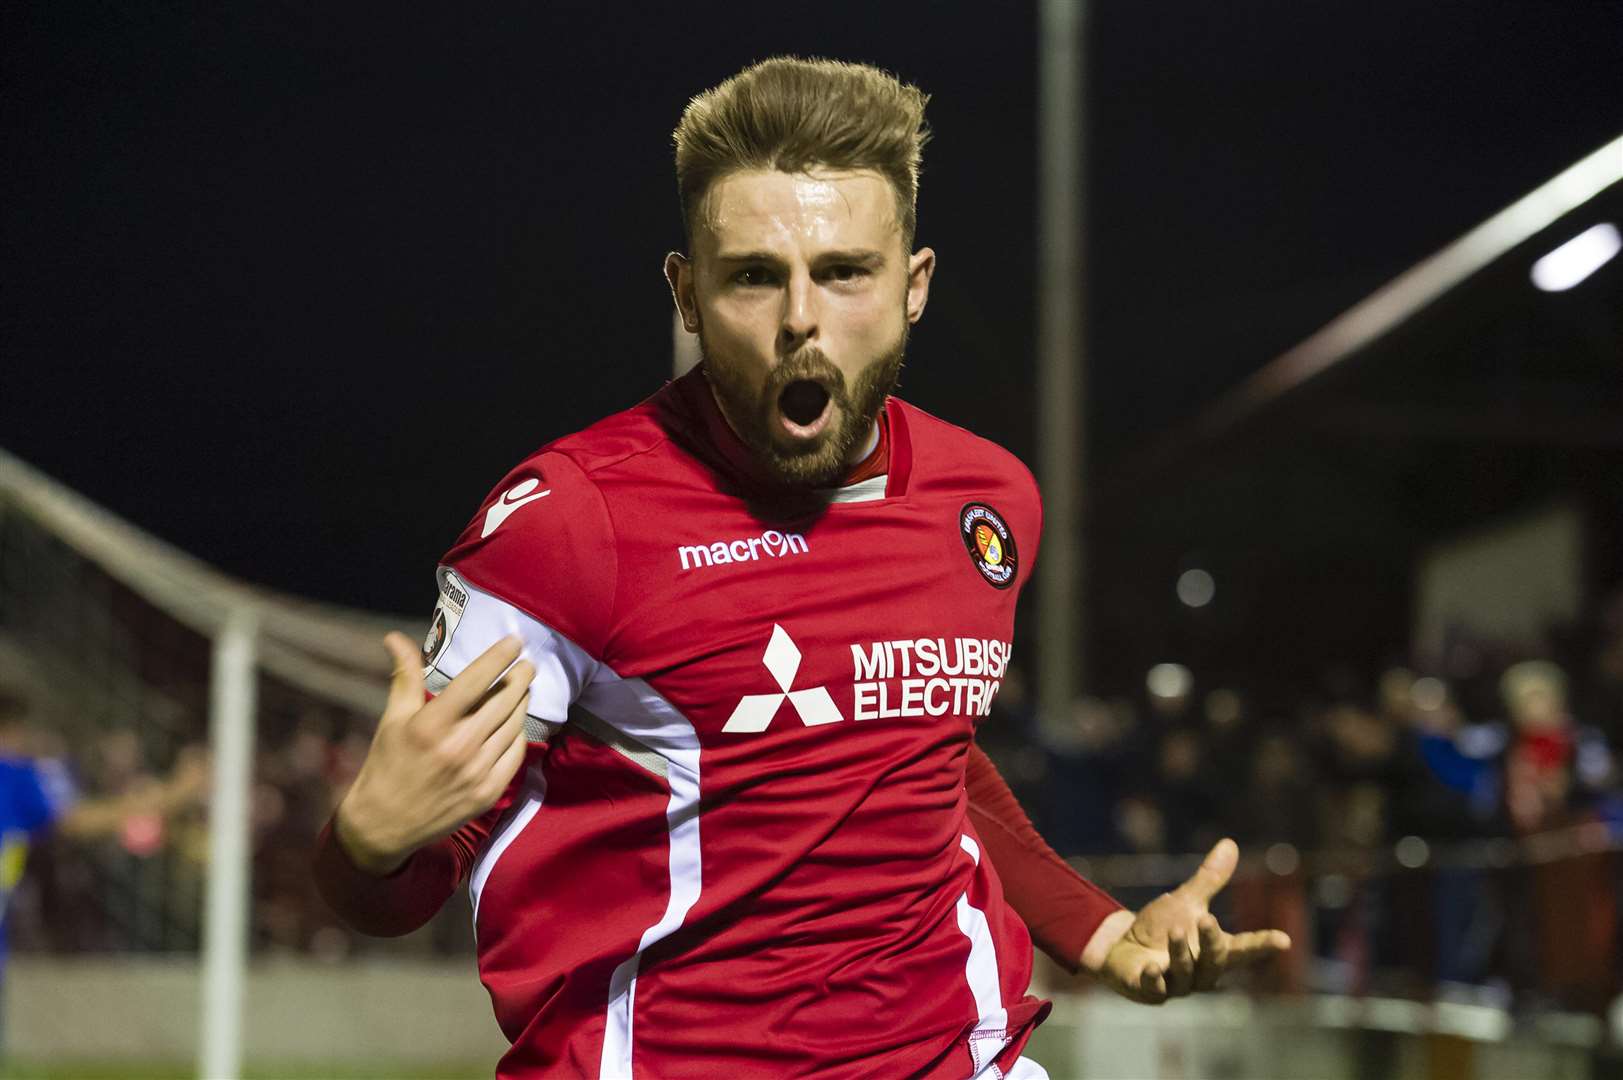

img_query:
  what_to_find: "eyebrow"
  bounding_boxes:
[714,249,888,267]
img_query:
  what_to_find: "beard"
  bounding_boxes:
[700,329,906,487]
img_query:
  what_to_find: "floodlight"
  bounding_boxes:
[1529,221,1620,292]
[1176,568,1215,608]
[1146,662,1192,699]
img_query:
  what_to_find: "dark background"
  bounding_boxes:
[4,3,1621,677]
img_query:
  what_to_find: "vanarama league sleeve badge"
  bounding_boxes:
[422,567,470,675]
[959,503,1018,589]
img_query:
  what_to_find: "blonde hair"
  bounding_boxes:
[673,56,930,249]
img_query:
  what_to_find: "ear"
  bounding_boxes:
[905,247,936,325]
[664,251,700,333]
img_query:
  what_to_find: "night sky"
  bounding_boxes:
[4,3,1621,614]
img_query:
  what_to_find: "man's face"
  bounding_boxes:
[666,168,934,485]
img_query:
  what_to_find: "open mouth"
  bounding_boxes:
[776,379,833,439]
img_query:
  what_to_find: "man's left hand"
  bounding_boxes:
[1082,838,1291,1004]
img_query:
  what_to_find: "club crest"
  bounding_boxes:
[959,503,1017,589]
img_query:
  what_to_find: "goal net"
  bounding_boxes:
[0,448,489,1076]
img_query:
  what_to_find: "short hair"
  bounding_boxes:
[673,56,930,250]
[1500,660,1567,708]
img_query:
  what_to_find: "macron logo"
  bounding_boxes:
[722,624,842,733]
[677,529,808,572]
[481,478,551,538]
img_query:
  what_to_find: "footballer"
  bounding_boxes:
[315,57,1289,1079]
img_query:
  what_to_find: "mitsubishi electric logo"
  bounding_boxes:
[722,624,843,732]
[722,627,1015,735]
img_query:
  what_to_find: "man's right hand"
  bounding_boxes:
[334,633,535,876]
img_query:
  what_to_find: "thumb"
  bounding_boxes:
[1180,837,1239,903]
[381,632,427,720]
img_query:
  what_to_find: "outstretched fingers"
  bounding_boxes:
[1178,837,1240,904]
[1193,915,1228,991]
[1138,961,1167,1004]
[1225,928,1293,965]
[1165,930,1196,997]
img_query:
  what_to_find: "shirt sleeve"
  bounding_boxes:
[426,451,617,739]
[312,819,465,938]
[966,741,1123,973]
[314,451,616,935]
[312,746,542,937]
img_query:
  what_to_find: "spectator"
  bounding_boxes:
[0,689,207,971]
[1502,661,1576,834]
[1039,696,1135,854]
[1394,677,1505,988]
[1496,660,1617,1009]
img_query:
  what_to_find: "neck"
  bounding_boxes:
[848,419,880,465]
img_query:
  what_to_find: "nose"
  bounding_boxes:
[778,270,818,354]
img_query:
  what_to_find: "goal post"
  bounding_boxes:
[0,447,413,1078]
[199,609,257,1080]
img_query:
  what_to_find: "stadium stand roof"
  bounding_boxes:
[1089,134,1623,687]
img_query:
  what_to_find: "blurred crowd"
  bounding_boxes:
[3,697,473,964]
[5,586,1623,1013]
[980,585,1623,1011]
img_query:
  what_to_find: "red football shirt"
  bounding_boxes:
[315,370,1120,1078]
